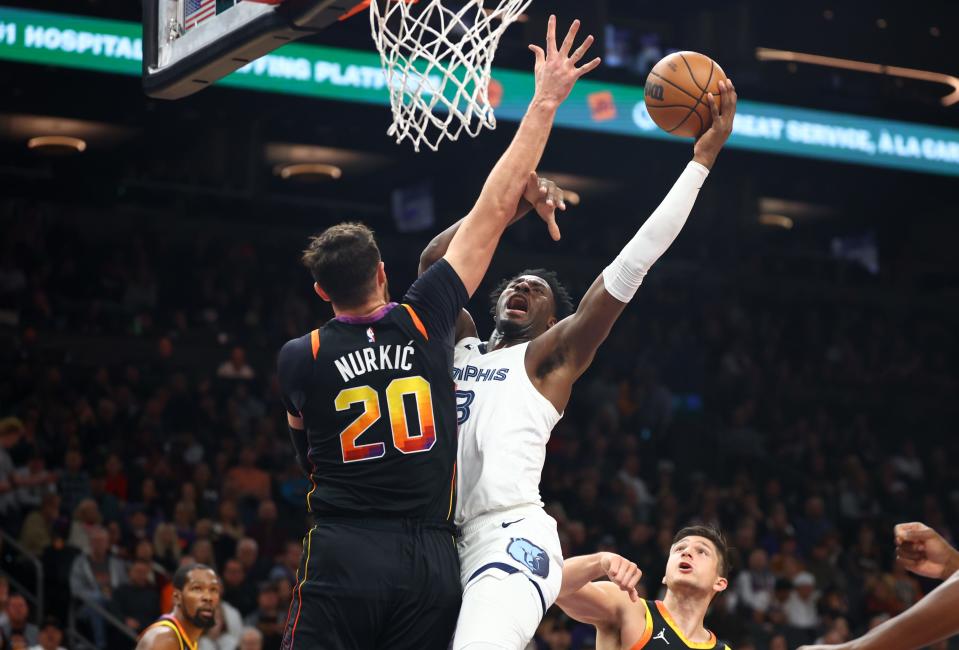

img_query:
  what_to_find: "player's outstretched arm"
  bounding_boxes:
[419,173,567,277]
[556,552,642,628]
[797,570,959,650]
[443,15,599,297]
[528,80,737,400]
[419,175,567,341]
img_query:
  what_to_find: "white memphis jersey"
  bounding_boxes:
[453,337,562,525]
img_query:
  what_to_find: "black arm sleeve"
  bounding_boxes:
[277,334,313,417]
[402,258,469,341]
[288,426,311,476]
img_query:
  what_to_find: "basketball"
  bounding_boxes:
[644,51,728,138]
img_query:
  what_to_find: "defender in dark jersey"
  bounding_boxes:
[276,16,601,649]
[556,526,734,650]
[137,563,219,650]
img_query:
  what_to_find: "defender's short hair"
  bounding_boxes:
[302,223,381,308]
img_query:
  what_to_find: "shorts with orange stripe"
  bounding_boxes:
[281,517,461,650]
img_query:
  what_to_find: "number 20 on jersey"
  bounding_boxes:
[334,376,436,463]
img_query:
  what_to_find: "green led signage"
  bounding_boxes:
[2,6,958,176]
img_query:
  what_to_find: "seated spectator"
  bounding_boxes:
[224,449,270,503]
[172,500,197,550]
[212,499,244,563]
[27,617,66,650]
[795,496,834,556]
[242,582,283,649]
[0,429,19,530]
[239,626,264,650]
[56,450,90,517]
[190,539,217,569]
[66,498,102,556]
[0,576,8,628]
[102,453,128,502]
[1,594,38,647]
[217,347,255,381]
[153,522,181,573]
[13,453,57,512]
[68,525,127,648]
[221,558,257,617]
[192,463,220,519]
[737,548,776,619]
[7,633,29,650]
[273,577,292,616]
[18,493,60,557]
[236,538,270,584]
[269,541,302,585]
[89,474,122,526]
[784,571,820,631]
[110,559,160,633]
[768,634,788,650]
[197,600,244,650]
[121,507,151,551]
[134,476,166,524]
[247,500,283,563]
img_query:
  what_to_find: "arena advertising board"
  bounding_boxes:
[1,5,958,177]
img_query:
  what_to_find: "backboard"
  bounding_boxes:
[142,0,355,99]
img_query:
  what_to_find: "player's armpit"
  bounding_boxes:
[555,581,631,628]
[527,274,627,394]
[455,309,478,343]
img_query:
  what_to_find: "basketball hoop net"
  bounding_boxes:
[369,0,532,151]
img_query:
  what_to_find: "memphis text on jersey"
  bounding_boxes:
[452,364,509,382]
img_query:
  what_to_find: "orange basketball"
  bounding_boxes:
[644,51,727,138]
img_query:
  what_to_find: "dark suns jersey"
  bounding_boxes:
[278,260,467,521]
[631,599,732,650]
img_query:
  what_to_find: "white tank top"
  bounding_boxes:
[453,337,563,525]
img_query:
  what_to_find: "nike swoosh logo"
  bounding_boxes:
[501,519,525,528]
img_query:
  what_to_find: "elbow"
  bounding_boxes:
[418,241,441,275]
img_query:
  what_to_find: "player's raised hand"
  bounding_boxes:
[692,78,737,170]
[522,171,567,241]
[599,552,642,602]
[895,522,959,580]
[529,16,601,107]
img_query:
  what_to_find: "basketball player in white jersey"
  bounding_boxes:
[557,526,733,650]
[419,73,738,650]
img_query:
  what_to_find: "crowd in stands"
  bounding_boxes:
[0,200,957,649]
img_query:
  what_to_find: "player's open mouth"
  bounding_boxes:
[506,294,529,314]
[679,562,693,572]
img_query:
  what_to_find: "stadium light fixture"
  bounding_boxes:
[27,135,87,153]
[756,47,959,106]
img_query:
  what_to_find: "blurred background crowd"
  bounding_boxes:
[0,195,956,650]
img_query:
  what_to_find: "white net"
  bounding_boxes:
[370,0,533,151]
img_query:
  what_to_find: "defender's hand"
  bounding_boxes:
[529,15,601,107]
[599,552,642,602]
[896,522,959,580]
[693,78,737,170]
[522,171,567,241]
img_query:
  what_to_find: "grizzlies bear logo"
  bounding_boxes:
[507,538,549,578]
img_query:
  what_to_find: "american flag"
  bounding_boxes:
[183,0,216,29]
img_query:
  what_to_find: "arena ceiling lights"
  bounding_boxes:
[755,47,959,107]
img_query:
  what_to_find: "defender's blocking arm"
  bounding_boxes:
[442,15,600,297]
